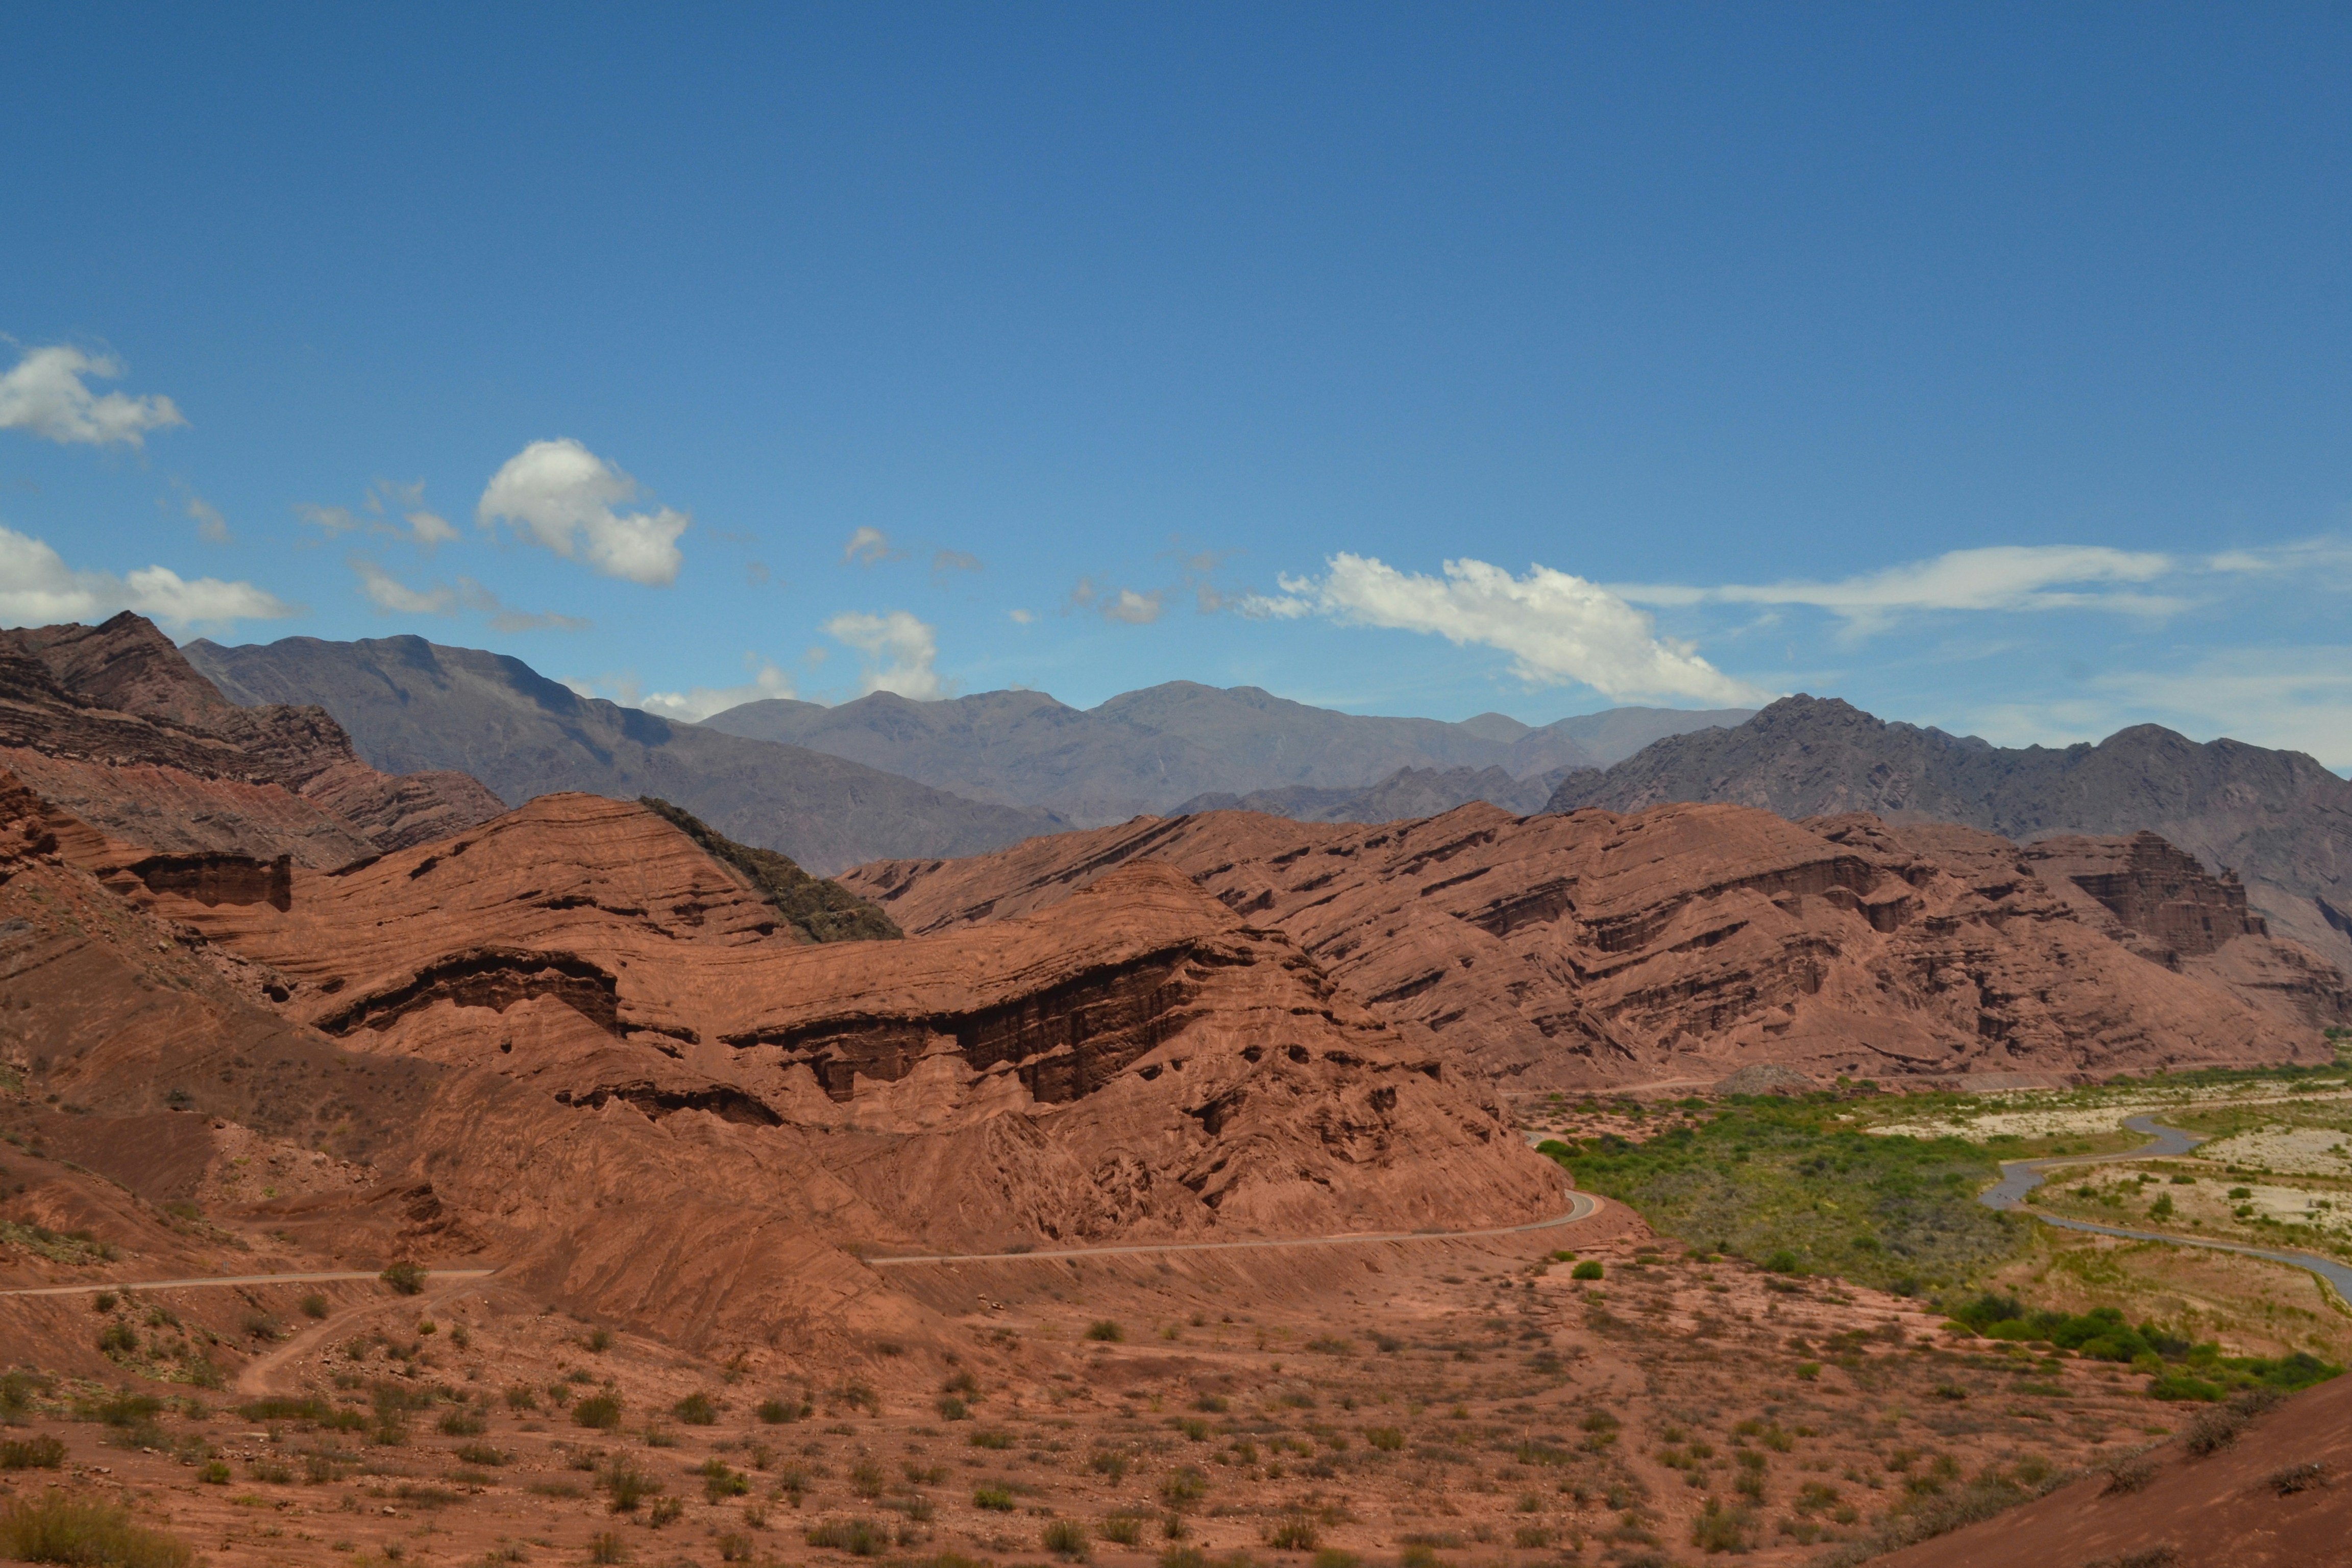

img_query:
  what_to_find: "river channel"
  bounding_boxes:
[1979,1112,2352,1305]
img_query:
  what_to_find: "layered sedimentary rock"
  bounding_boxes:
[1,613,502,861]
[1545,693,2352,974]
[2,775,1559,1350]
[843,802,2347,1088]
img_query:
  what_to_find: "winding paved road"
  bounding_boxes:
[0,1268,497,1300]
[867,1189,1603,1266]
[1980,1113,2352,1304]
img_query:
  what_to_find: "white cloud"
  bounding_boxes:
[1615,545,2183,634]
[477,439,688,585]
[1009,607,1036,625]
[825,609,944,700]
[0,345,186,448]
[297,503,361,536]
[0,524,298,631]
[1104,587,1163,624]
[1257,553,1765,705]
[932,548,982,576]
[843,526,900,566]
[642,656,798,722]
[2092,651,2352,769]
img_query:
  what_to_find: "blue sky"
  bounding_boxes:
[5,4,2349,765]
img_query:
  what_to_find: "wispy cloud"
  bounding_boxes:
[636,654,797,721]
[348,557,588,633]
[0,344,186,448]
[0,524,297,631]
[1241,553,1766,705]
[173,480,231,544]
[478,439,688,585]
[1614,545,2185,634]
[843,526,901,566]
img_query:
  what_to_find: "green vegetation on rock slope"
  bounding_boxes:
[639,796,901,944]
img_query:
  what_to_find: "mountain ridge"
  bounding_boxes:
[1545,693,2352,971]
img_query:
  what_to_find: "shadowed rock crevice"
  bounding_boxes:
[312,947,622,1037]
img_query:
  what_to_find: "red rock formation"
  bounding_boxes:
[0,612,502,861]
[842,803,2345,1088]
[2021,829,2352,1029]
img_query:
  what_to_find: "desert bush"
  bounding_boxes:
[600,1456,662,1513]
[2102,1455,2158,1494]
[1512,1525,1551,1549]
[0,1491,194,1568]
[1160,1551,1208,1568]
[969,1429,1012,1449]
[674,1391,717,1426]
[717,1532,754,1562]
[936,1396,968,1420]
[299,1293,330,1319]
[701,1458,751,1502]
[1100,1514,1145,1547]
[1,1438,67,1471]
[756,1396,806,1424]
[1160,1466,1207,1506]
[849,1459,886,1499]
[437,1410,485,1436]
[1571,1261,1604,1281]
[973,1486,1016,1512]
[1086,1320,1125,1343]
[646,1497,684,1527]
[1043,1517,1090,1559]
[2268,1462,2327,1496]
[1364,1427,1404,1451]
[379,1260,427,1295]
[1090,1450,1130,1483]
[572,1393,623,1431]
[454,1442,507,1466]
[587,1532,627,1565]
[806,1516,890,1555]
[1264,1514,1317,1551]
[503,1384,537,1412]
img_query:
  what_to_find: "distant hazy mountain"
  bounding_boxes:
[1170,765,1568,824]
[702,681,1750,825]
[1546,694,2352,971]
[184,635,1064,874]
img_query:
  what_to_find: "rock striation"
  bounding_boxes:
[843,802,2348,1089]
[1545,693,2352,973]
[1,613,502,862]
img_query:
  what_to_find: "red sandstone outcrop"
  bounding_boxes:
[842,803,2346,1088]
[5,777,1560,1351]
[2020,828,2352,1029]
[0,612,502,861]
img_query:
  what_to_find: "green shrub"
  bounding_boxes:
[600,1457,662,1513]
[436,1410,485,1436]
[379,1260,427,1294]
[674,1392,717,1426]
[805,1517,891,1555]
[1571,1261,1604,1281]
[756,1397,805,1424]
[454,1442,507,1466]
[1159,1466,1207,1506]
[572,1393,624,1431]
[1364,1426,1403,1451]
[0,1492,194,1568]
[0,1437,66,1471]
[198,1461,231,1484]
[1042,1517,1090,1558]
[700,1458,750,1502]
[969,1429,1012,1449]
[299,1293,330,1319]
[974,1486,1016,1512]
[1085,1320,1124,1343]
[1100,1514,1145,1546]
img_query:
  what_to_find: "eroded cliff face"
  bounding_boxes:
[843,803,2347,1089]
[0,612,502,861]
[3,777,1562,1354]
